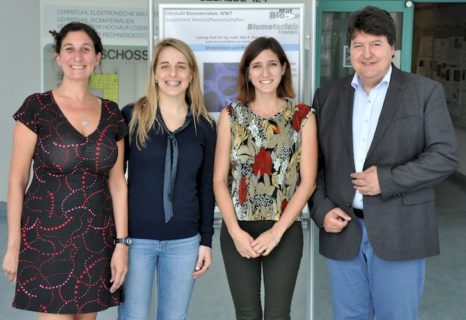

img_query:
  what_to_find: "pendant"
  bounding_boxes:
[81,119,89,127]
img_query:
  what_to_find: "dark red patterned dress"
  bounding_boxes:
[12,91,127,314]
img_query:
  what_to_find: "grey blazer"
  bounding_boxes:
[310,66,459,261]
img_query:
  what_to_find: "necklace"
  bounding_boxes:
[70,101,91,128]
[53,89,94,128]
[73,108,89,128]
[250,99,284,118]
[70,106,91,128]
[81,118,89,127]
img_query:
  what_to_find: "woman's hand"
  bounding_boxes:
[251,229,281,256]
[231,229,259,259]
[2,247,19,283]
[109,244,128,293]
[192,245,212,279]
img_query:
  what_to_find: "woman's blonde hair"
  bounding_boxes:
[128,38,212,148]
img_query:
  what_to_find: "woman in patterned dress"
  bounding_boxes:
[2,22,128,320]
[214,37,318,319]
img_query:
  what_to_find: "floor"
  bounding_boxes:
[0,178,465,319]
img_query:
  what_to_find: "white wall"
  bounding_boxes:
[0,0,41,202]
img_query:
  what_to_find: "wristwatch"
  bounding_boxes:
[114,237,132,246]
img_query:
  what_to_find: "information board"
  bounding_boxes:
[159,4,304,112]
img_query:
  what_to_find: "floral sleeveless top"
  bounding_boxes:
[227,100,314,221]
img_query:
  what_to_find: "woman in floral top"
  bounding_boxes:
[214,37,318,319]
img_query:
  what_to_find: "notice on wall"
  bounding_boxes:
[430,31,466,127]
[414,19,466,128]
[342,45,351,68]
[159,4,304,113]
[89,74,119,103]
[42,5,148,45]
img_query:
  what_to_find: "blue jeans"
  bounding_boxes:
[118,234,200,320]
[327,219,425,320]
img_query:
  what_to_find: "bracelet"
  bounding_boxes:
[269,230,279,246]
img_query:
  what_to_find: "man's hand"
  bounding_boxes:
[351,166,381,196]
[323,208,351,233]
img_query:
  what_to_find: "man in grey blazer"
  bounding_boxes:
[310,6,458,320]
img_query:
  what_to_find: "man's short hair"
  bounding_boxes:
[347,6,396,46]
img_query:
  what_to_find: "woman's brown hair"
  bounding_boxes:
[237,37,295,104]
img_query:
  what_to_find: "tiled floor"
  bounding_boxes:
[1,178,465,319]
